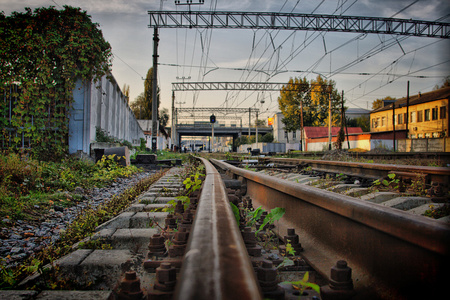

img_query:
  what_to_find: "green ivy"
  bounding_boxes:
[0,6,112,160]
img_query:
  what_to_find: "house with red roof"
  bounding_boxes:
[303,126,370,151]
[272,112,370,151]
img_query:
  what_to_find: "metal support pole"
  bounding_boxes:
[152,27,159,153]
[255,111,258,144]
[248,108,251,137]
[406,81,410,139]
[171,90,175,149]
[393,100,396,152]
[300,99,304,151]
[328,92,332,150]
[342,90,350,150]
[211,123,214,152]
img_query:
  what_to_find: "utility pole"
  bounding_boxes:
[255,111,259,145]
[342,90,350,150]
[406,81,410,138]
[248,108,251,138]
[392,100,396,152]
[171,90,175,150]
[328,91,332,150]
[151,27,159,153]
[300,99,304,151]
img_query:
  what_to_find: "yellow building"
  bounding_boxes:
[371,87,449,137]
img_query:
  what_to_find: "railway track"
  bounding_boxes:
[226,158,450,220]
[211,158,449,300]
[3,157,448,299]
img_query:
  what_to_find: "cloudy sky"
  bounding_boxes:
[2,0,449,124]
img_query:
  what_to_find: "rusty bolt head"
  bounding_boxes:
[328,260,353,291]
[257,260,278,282]
[119,271,144,297]
[157,263,177,283]
[173,230,189,244]
[284,228,299,245]
[148,234,166,254]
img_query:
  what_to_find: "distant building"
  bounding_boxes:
[346,108,371,120]
[370,87,449,150]
[272,112,370,151]
[303,126,370,151]
[137,120,171,150]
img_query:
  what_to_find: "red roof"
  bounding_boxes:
[304,126,363,138]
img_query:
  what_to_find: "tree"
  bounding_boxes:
[261,133,274,143]
[122,83,130,103]
[309,76,342,126]
[372,96,396,110]
[130,92,145,119]
[234,136,249,147]
[278,76,341,134]
[129,67,160,120]
[278,77,310,134]
[433,76,450,90]
[255,119,266,127]
[159,107,169,128]
[144,67,160,119]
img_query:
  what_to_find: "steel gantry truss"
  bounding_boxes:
[149,11,450,39]
[173,82,290,91]
[172,81,332,91]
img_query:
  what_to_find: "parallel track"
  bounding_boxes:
[211,158,449,300]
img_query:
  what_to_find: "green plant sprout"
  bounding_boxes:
[373,173,400,190]
[282,272,321,298]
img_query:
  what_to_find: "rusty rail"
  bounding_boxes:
[211,158,450,300]
[259,157,450,184]
[174,157,262,300]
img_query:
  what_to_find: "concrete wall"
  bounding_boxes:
[68,76,145,155]
[397,138,449,152]
[238,143,286,153]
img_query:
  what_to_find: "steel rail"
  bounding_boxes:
[259,157,450,184]
[174,157,262,300]
[210,158,450,299]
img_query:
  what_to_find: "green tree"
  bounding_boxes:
[122,83,130,103]
[234,136,249,147]
[278,77,311,134]
[130,67,160,120]
[159,107,169,128]
[143,67,160,119]
[346,115,370,132]
[261,133,274,143]
[255,119,266,127]
[433,76,449,90]
[372,96,396,110]
[0,6,112,160]
[130,92,144,119]
[309,76,342,126]
[278,76,341,134]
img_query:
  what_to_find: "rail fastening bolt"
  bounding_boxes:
[154,263,177,292]
[117,271,145,300]
[320,260,356,300]
[148,234,166,257]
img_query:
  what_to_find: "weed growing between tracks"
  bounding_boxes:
[0,169,166,290]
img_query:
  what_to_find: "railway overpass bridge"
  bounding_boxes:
[175,124,272,151]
